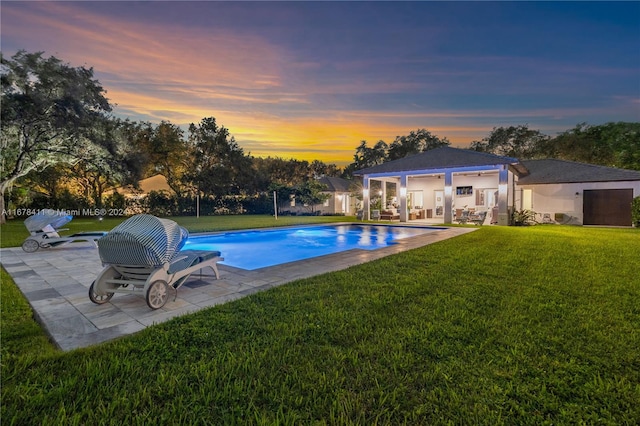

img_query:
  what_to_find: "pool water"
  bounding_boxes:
[182,224,442,270]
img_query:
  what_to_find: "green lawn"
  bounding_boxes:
[2,225,639,424]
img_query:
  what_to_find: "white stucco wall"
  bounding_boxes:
[518,181,640,224]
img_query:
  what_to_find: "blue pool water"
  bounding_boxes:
[182,224,442,270]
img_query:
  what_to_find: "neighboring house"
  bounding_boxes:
[287,176,357,215]
[354,146,640,226]
[316,176,357,215]
[104,174,175,199]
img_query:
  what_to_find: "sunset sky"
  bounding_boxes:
[2,1,639,165]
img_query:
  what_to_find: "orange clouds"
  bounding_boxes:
[5,2,634,167]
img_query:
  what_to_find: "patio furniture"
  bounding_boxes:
[89,214,223,310]
[371,210,381,220]
[21,209,106,252]
[380,209,400,221]
[455,210,471,224]
[542,213,554,224]
[469,211,487,225]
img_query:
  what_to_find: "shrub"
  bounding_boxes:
[512,209,537,226]
[632,196,640,227]
[103,192,127,211]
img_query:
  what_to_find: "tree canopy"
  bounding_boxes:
[469,125,549,159]
[1,50,113,221]
[543,122,640,170]
[469,122,640,170]
[387,129,449,161]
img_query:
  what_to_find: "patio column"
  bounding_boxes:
[399,174,408,222]
[362,176,370,220]
[497,165,509,225]
[444,171,453,223]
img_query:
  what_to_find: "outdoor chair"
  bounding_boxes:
[469,210,487,225]
[455,210,471,224]
[21,209,106,252]
[542,213,554,224]
[89,214,223,310]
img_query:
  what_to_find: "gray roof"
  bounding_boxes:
[318,176,353,192]
[519,159,640,184]
[353,146,519,175]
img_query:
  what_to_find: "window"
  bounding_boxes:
[408,191,424,209]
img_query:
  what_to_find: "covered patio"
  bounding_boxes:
[354,147,523,225]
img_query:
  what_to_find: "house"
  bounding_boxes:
[287,176,357,215]
[353,147,640,226]
[316,176,357,215]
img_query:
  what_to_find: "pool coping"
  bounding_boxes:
[1,224,477,351]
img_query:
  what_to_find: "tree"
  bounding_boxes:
[20,117,146,209]
[1,50,112,222]
[387,129,449,161]
[544,122,640,170]
[351,140,388,170]
[309,159,341,179]
[71,117,146,207]
[269,182,295,214]
[132,120,190,196]
[252,157,316,189]
[186,117,252,197]
[470,124,549,159]
[295,179,330,214]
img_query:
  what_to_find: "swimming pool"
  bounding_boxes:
[182,224,442,270]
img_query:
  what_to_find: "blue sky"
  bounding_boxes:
[2,1,639,165]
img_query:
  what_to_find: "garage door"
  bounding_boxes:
[583,189,633,226]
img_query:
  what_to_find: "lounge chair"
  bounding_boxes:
[454,210,471,224]
[89,214,223,310]
[21,209,106,252]
[469,210,487,225]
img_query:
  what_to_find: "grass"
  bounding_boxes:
[1,225,639,424]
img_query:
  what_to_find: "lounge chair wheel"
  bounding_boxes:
[22,239,40,253]
[89,281,114,304]
[146,280,169,310]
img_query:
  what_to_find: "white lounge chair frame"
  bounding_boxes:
[22,209,106,252]
[89,214,223,310]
